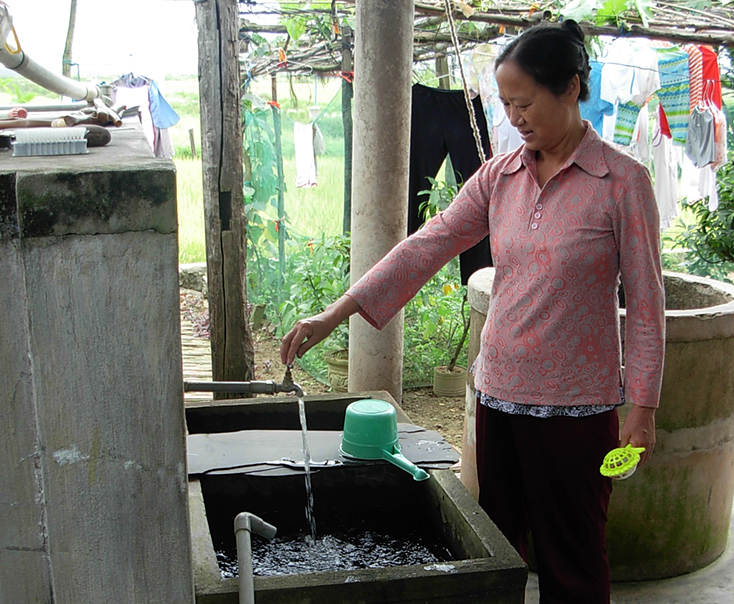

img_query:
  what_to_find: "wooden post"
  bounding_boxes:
[341,24,353,235]
[195,0,255,394]
[271,74,286,300]
[188,128,197,159]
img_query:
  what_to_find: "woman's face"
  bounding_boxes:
[495,60,580,154]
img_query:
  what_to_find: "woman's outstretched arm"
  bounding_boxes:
[280,294,361,366]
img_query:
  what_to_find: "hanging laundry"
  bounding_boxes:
[580,60,614,136]
[475,43,500,144]
[630,104,651,164]
[699,46,723,109]
[685,106,717,168]
[686,45,704,112]
[599,40,638,106]
[659,103,672,139]
[148,80,180,130]
[312,123,326,155]
[654,46,690,146]
[711,104,728,171]
[294,121,317,188]
[680,152,719,211]
[613,46,660,146]
[111,73,179,158]
[651,114,680,230]
[408,83,493,284]
[701,165,719,212]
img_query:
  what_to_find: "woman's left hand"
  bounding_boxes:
[619,405,656,466]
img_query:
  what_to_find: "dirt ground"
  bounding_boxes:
[251,328,467,453]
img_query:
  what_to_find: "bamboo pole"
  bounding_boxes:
[271,75,286,302]
[341,24,353,235]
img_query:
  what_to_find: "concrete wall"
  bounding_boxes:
[0,126,194,603]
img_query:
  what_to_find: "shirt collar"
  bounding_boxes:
[500,122,610,179]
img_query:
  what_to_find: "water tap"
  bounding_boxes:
[279,364,304,398]
[183,365,303,398]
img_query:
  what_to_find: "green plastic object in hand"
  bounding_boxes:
[600,444,646,480]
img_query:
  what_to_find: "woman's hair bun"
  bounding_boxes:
[561,19,585,45]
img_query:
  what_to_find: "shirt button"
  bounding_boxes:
[531,223,538,230]
[535,203,543,210]
[534,212,541,219]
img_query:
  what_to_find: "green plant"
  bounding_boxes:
[403,271,469,387]
[418,176,458,220]
[0,77,47,104]
[665,152,734,283]
[278,233,351,382]
[401,175,470,386]
[280,232,351,348]
[243,100,288,317]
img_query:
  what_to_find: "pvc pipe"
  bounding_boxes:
[0,103,87,112]
[234,512,277,604]
[0,4,98,104]
[0,48,99,102]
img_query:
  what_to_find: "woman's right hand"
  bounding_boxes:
[280,295,361,366]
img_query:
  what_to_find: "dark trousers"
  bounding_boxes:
[475,403,619,604]
[408,84,493,284]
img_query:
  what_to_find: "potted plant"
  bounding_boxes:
[323,324,350,392]
[431,290,470,397]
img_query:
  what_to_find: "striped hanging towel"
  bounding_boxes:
[655,47,690,146]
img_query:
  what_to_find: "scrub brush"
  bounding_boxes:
[12,127,88,157]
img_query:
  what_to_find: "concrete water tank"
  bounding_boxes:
[0,124,194,602]
[187,392,528,603]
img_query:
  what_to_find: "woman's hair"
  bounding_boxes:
[495,19,591,102]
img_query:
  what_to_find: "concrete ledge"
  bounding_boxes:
[16,167,176,237]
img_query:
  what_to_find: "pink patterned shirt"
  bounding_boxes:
[347,124,665,409]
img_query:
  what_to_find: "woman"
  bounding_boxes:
[281,20,665,604]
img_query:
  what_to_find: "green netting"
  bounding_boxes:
[243,75,467,390]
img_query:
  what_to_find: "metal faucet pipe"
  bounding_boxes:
[184,366,305,398]
[183,379,304,398]
[234,512,277,604]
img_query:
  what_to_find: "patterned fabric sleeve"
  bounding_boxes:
[612,155,666,408]
[347,161,495,330]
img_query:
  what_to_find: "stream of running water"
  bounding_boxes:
[298,396,317,543]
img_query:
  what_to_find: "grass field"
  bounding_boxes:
[169,75,347,263]
[166,74,707,267]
